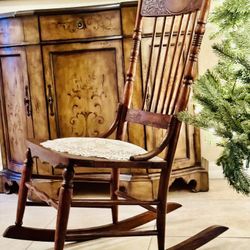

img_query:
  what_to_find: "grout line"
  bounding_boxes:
[25,212,56,249]
[147,222,156,250]
[213,236,250,239]
[24,242,33,250]
[165,236,250,239]
[45,214,57,229]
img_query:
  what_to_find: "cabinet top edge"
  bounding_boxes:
[0,0,137,19]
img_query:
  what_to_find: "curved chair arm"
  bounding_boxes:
[99,103,123,138]
[130,127,174,161]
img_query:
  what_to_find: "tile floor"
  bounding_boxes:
[0,164,250,250]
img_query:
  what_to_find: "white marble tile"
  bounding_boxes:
[28,236,153,250]
[0,238,32,250]
[149,236,250,250]
[199,237,250,250]
[1,175,250,250]
[165,199,250,237]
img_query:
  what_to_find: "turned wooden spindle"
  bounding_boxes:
[15,149,33,226]
[176,0,212,114]
[54,164,74,250]
[116,0,143,140]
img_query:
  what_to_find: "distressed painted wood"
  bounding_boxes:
[0,16,39,45]
[40,10,121,41]
[42,40,124,139]
[0,48,34,172]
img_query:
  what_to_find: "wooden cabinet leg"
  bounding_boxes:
[15,148,33,226]
[54,164,74,250]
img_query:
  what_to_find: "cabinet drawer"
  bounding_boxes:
[40,10,121,41]
[0,16,39,45]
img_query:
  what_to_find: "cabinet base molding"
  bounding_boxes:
[0,170,20,194]
[0,159,209,200]
[0,173,4,193]
[120,168,209,200]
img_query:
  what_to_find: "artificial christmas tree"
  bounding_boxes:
[179,0,250,194]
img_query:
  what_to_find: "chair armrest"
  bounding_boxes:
[129,130,172,161]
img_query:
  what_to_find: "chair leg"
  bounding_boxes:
[156,168,170,250]
[15,149,33,226]
[54,164,74,250]
[156,203,166,250]
[110,168,119,224]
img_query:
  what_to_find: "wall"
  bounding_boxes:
[198,2,223,163]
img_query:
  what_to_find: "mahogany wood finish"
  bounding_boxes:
[54,164,74,250]
[167,226,228,250]
[4,1,228,250]
[15,149,33,226]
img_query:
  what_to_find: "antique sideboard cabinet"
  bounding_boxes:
[0,0,208,198]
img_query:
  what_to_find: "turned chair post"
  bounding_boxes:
[116,0,143,140]
[111,0,143,225]
[176,0,212,114]
[54,164,74,250]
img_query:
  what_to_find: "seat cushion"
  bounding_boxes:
[41,137,163,161]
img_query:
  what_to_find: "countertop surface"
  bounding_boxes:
[0,0,136,15]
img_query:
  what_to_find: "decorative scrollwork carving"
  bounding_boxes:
[57,14,114,33]
[7,100,25,150]
[67,72,106,137]
[57,18,86,33]
[141,0,203,16]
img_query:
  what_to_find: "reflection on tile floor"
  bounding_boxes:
[0,165,249,250]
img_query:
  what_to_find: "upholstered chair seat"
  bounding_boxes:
[41,137,163,161]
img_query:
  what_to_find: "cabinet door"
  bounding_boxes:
[43,40,124,139]
[0,47,34,172]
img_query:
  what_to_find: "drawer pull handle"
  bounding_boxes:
[47,85,54,116]
[76,19,87,30]
[24,85,32,117]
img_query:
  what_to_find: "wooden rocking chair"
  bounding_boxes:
[4,0,228,249]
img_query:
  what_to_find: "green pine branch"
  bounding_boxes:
[210,0,250,32]
[178,0,250,194]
